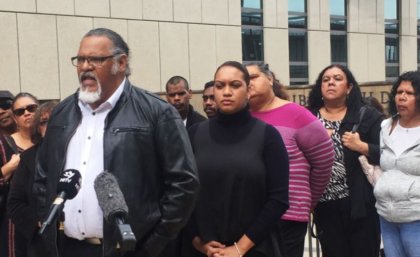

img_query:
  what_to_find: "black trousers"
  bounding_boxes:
[313,197,381,257]
[61,235,102,257]
[276,220,308,257]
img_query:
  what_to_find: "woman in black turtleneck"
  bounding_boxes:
[187,61,289,257]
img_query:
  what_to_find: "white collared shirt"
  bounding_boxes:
[63,78,126,240]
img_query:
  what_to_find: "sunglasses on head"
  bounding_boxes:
[0,99,13,110]
[13,104,38,116]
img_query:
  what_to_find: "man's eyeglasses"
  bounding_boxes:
[13,104,38,117]
[71,55,115,67]
[0,99,13,110]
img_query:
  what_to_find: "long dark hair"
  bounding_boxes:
[307,64,362,111]
[388,70,420,119]
[31,100,59,144]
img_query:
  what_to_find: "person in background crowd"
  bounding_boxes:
[187,61,289,257]
[202,81,217,118]
[0,92,38,257]
[166,76,206,128]
[0,91,17,136]
[374,71,420,257]
[8,100,58,257]
[363,96,385,116]
[33,28,199,257]
[307,64,383,257]
[245,62,334,257]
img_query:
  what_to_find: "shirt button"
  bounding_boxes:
[78,210,82,213]
[82,232,85,235]
[83,162,86,165]
[88,136,91,140]
[92,112,96,116]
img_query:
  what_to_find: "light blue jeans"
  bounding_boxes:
[380,216,420,257]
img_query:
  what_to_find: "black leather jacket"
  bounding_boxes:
[34,80,200,257]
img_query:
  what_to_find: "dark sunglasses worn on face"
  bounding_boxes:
[0,99,13,110]
[13,104,38,116]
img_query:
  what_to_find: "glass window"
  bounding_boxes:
[242,28,264,61]
[330,0,347,65]
[289,0,305,13]
[241,0,263,62]
[242,8,263,26]
[384,0,398,20]
[289,30,308,62]
[330,0,345,16]
[242,0,262,9]
[289,0,308,86]
[331,34,347,63]
[385,0,399,80]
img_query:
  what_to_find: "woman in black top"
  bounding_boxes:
[307,64,383,257]
[7,101,58,257]
[188,61,289,257]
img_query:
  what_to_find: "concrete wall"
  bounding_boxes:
[0,0,242,100]
[0,0,416,101]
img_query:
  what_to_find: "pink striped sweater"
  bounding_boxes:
[252,103,334,222]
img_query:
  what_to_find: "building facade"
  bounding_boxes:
[0,0,417,105]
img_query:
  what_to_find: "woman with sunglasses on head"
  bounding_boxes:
[186,61,289,257]
[244,62,334,257]
[0,92,38,257]
[307,65,383,257]
[8,101,58,257]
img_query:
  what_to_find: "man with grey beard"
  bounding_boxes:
[34,28,199,257]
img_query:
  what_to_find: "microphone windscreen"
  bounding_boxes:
[56,169,82,199]
[94,171,128,223]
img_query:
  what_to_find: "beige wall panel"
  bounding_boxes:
[188,24,217,90]
[228,0,241,25]
[75,0,110,18]
[367,34,385,82]
[349,33,385,83]
[18,14,59,99]
[110,0,142,20]
[277,0,288,28]
[143,0,173,22]
[159,22,189,90]
[400,35,417,73]
[264,0,277,28]
[202,0,228,25]
[0,12,20,94]
[57,16,93,99]
[127,20,161,92]
[400,0,417,36]
[348,33,369,82]
[347,0,359,32]
[37,0,74,15]
[308,0,329,31]
[358,0,377,33]
[215,26,242,65]
[94,18,128,42]
[0,0,35,12]
[376,0,384,33]
[174,0,201,23]
[264,28,290,85]
[308,30,330,83]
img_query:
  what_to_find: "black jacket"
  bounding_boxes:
[309,103,383,219]
[185,105,206,129]
[34,80,200,257]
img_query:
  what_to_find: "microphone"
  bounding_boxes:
[94,171,136,251]
[39,169,81,235]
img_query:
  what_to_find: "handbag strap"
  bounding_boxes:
[3,135,19,154]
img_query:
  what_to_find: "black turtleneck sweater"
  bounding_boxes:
[188,107,289,248]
